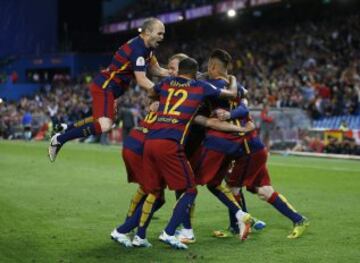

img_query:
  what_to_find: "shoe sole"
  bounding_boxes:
[111,236,133,248]
[179,238,196,244]
[159,237,187,249]
[239,214,252,241]
[132,243,152,248]
[240,223,251,241]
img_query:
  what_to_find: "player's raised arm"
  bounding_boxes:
[134,71,155,91]
[149,56,169,77]
[147,78,165,100]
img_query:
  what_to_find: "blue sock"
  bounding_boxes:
[65,116,94,132]
[165,192,197,236]
[182,204,193,229]
[117,198,145,234]
[66,123,75,131]
[136,198,164,239]
[175,190,192,229]
[57,122,101,145]
[228,192,247,232]
[268,192,303,224]
[207,185,239,215]
[228,210,239,232]
[238,190,248,212]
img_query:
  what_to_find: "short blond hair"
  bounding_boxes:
[168,53,188,63]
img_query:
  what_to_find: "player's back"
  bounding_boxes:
[123,111,157,155]
[93,36,153,98]
[147,76,220,145]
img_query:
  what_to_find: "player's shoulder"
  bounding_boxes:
[192,79,207,86]
[155,76,175,88]
[127,36,140,45]
[164,76,177,83]
[196,79,218,91]
[207,78,227,89]
[129,36,149,50]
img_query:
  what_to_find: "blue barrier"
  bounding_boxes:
[0,81,40,101]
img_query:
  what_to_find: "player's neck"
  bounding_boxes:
[177,74,192,80]
[139,34,150,48]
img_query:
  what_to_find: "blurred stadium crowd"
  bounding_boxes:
[1,9,360,155]
[156,14,360,117]
[109,0,217,22]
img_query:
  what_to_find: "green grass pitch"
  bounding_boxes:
[1,140,360,263]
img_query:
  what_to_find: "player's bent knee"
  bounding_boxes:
[98,117,113,132]
[257,185,274,201]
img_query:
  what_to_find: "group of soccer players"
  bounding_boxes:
[48,18,309,250]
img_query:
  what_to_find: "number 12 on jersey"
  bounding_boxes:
[163,88,188,116]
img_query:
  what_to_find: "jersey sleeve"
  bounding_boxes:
[202,81,221,98]
[230,103,249,119]
[130,48,147,72]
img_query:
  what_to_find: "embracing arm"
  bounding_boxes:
[194,115,255,133]
[215,104,249,121]
[218,75,238,99]
[134,71,155,92]
[148,56,169,77]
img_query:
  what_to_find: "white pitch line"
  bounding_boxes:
[268,161,360,173]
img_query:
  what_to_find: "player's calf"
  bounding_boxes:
[261,186,308,238]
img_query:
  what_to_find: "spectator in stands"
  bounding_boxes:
[118,99,138,141]
[11,71,19,83]
[260,103,274,150]
[22,110,32,140]
[1,12,360,155]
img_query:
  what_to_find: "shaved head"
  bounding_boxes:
[141,18,163,34]
[140,18,165,48]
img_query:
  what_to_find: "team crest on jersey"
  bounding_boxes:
[136,57,145,66]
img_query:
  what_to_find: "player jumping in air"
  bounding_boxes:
[48,18,168,162]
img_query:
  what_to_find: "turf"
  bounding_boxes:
[0,140,360,263]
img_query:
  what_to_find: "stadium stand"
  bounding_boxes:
[0,1,359,154]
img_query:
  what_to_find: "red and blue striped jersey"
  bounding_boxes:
[201,78,264,156]
[93,36,155,98]
[147,76,221,145]
[204,78,241,141]
[123,111,157,155]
